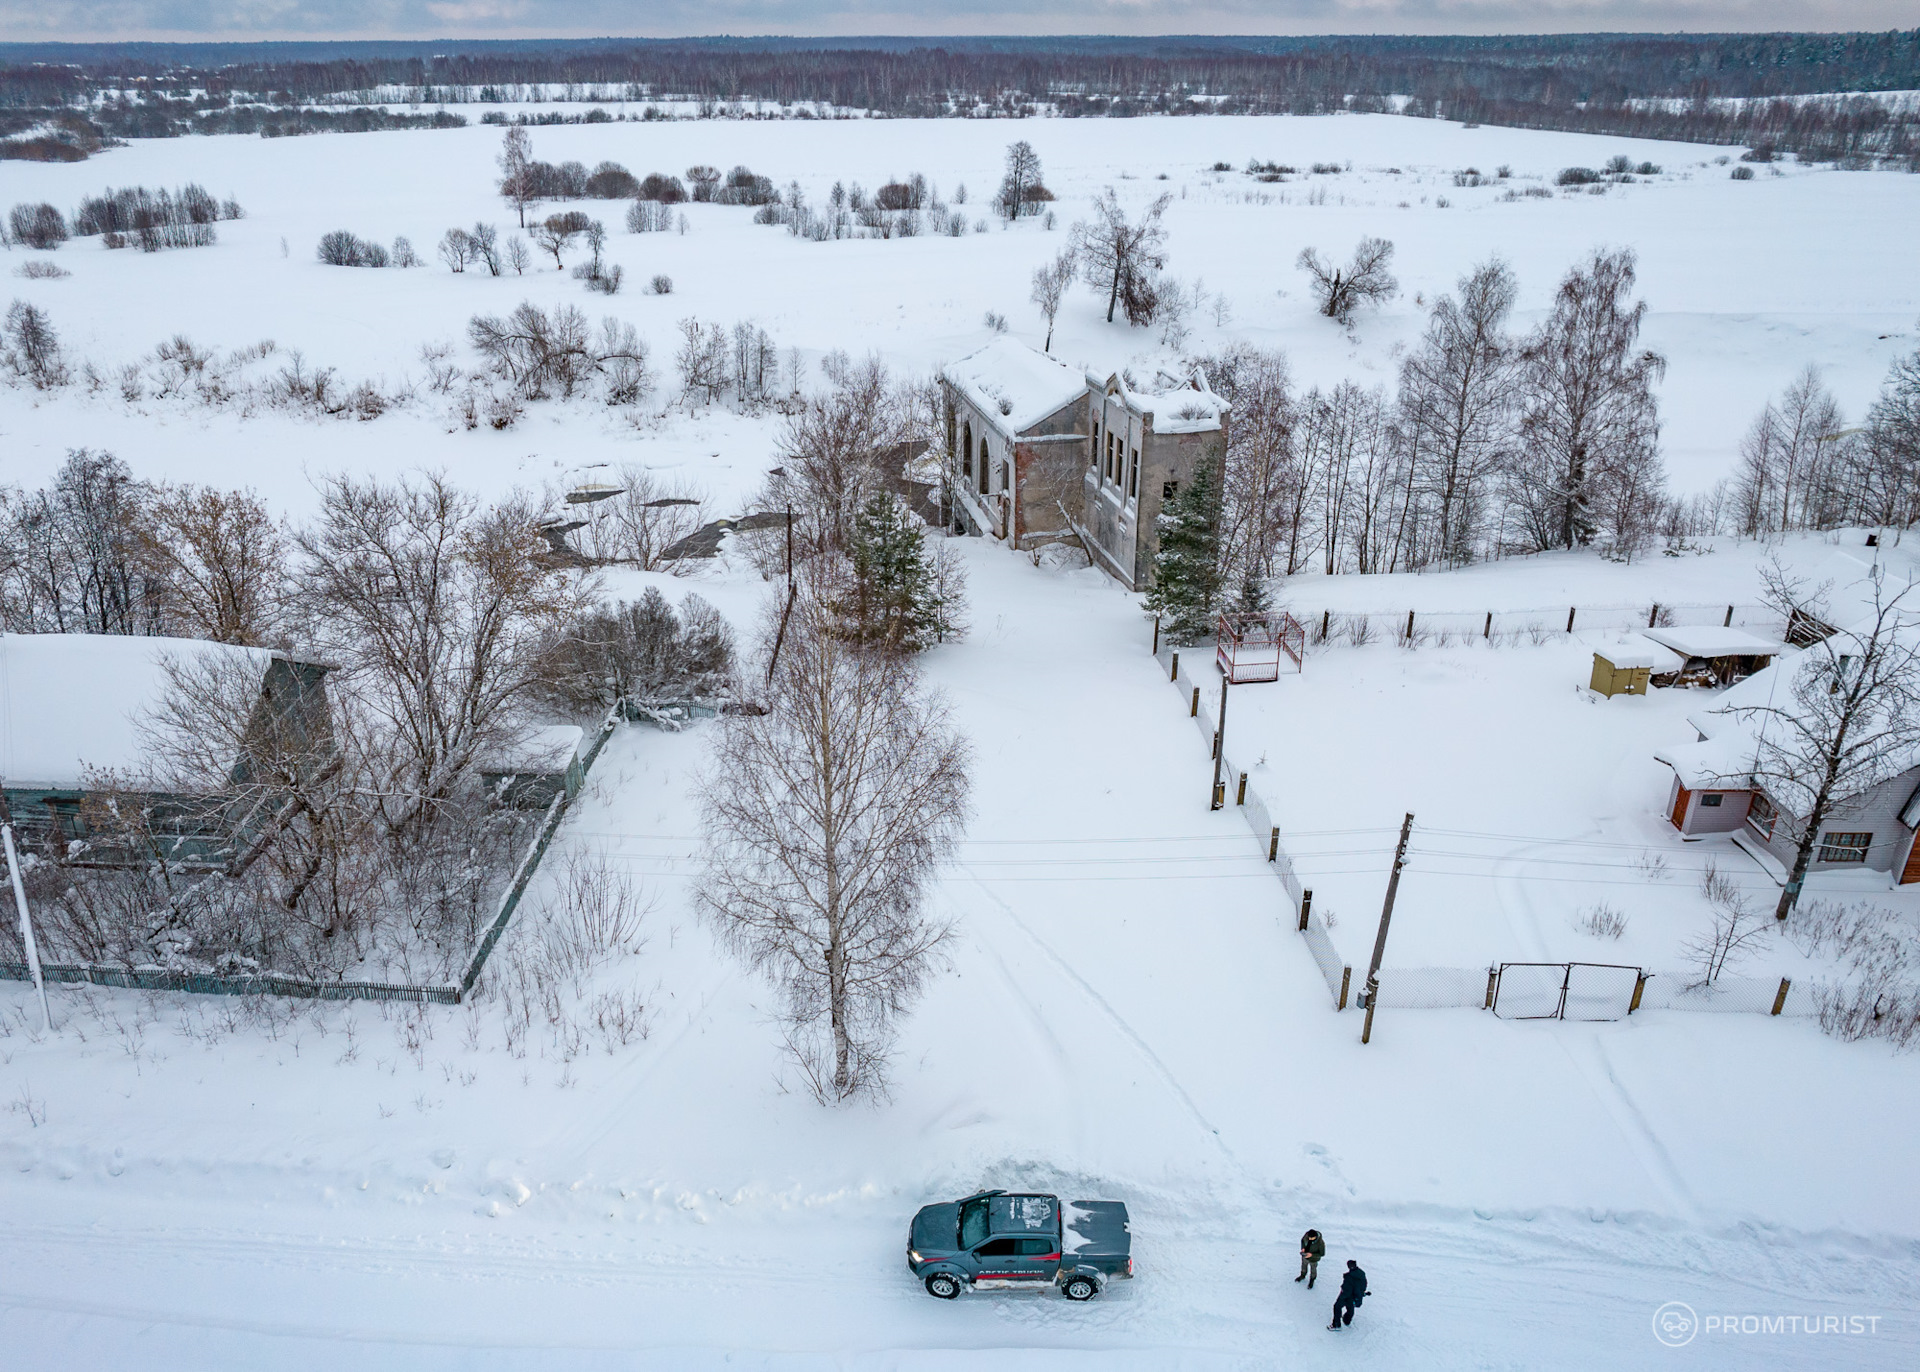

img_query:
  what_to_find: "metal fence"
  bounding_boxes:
[1297,601,1780,649]
[0,709,622,1007]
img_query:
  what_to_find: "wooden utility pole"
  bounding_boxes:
[1360,812,1414,1045]
[1209,678,1230,810]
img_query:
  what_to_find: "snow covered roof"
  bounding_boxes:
[0,633,278,791]
[943,338,1085,437]
[1641,625,1787,658]
[1788,551,1920,639]
[1593,643,1679,671]
[485,725,584,774]
[1658,626,1920,810]
[1089,369,1227,434]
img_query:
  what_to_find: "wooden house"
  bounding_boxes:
[0,633,333,869]
[1654,640,1920,884]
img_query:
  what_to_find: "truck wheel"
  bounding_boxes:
[1061,1276,1099,1301]
[925,1273,964,1300]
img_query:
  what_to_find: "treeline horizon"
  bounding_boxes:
[3,31,1918,164]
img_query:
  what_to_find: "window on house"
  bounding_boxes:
[1128,447,1139,499]
[1818,832,1872,863]
[962,422,972,478]
[979,437,990,494]
[1700,794,1723,807]
[1163,480,1178,501]
[1747,792,1777,840]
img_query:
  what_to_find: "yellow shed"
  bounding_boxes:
[1589,648,1661,697]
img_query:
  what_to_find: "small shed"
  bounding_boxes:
[1640,626,1788,689]
[482,725,585,809]
[1589,646,1665,697]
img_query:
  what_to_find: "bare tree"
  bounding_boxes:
[771,354,912,553]
[292,472,590,844]
[504,234,530,276]
[1205,345,1302,597]
[499,126,541,228]
[3,299,68,389]
[438,228,474,273]
[470,302,641,402]
[569,464,704,569]
[533,211,590,269]
[1734,366,1846,534]
[1730,565,1920,921]
[0,448,157,633]
[1508,248,1666,552]
[141,484,288,645]
[696,592,969,1102]
[673,317,731,406]
[1296,236,1398,324]
[999,139,1043,219]
[1072,189,1171,325]
[1398,258,1519,566]
[1683,861,1772,987]
[469,222,502,276]
[1029,248,1074,351]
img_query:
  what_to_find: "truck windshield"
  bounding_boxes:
[958,1197,990,1249]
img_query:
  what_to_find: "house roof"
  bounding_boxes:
[1090,369,1228,434]
[0,633,279,791]
[943,337,1085,438]
[1657,624,1920,813]
[1641,625,1787,658]
[485,724,584,773]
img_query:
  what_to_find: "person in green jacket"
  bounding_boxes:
[1295,1229,1326,1287]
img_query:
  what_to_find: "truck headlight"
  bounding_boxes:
[909,1250,922,1263]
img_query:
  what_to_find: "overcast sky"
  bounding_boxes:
[4,1,1916,43]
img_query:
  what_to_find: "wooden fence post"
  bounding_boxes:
[1566,606,1577,633]
[1152,614,1161,656]
[1337,966,1351,1011]
[1483,611,1492,639]
[1630,971,1649,1013]
[1405,609,1415,640]
[1771,977,1791,1015]
[1269,826,1280,862]
[1648,603,1659,628]
[1170,650,1179,681]
[1190,685,1200,717]
[1298,887,1313,932]
[1724,604,1734,627]
[1236,772,1248,806]
[1484,967,1499,1010]
[1321,608,1331,641]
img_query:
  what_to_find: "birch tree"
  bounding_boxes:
[1399,259,1518,567]
[696,593,970,1102]
[1509,248,1666,552]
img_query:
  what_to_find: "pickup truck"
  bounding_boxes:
[907,1189,1133,1301]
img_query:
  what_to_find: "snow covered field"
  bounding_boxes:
[5,115,1920,1367]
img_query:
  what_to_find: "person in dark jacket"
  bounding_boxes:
[1295,1229,1326,1287]
[1329,1260,1369,1329]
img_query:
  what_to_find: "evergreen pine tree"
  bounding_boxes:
[837,493,962,653]
[1144,456,1224,644]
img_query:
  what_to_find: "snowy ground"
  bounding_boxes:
[4,117,1920,1366]
[4,112,1919,512]
[5,541,1920,1368]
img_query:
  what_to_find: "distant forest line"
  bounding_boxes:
[3,32,1918,165]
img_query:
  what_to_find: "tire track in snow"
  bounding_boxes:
[964,874,1243,1173]
[1553,1028,1702,1225]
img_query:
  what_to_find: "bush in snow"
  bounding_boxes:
[1,298,68,389]
[1297,236,1397,324]
[626,200,675,233]
[15,259,68,280]
[316,230,388,268]
[9,203,68,250]
[533,587,735,715]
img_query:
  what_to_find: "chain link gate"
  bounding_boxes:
[1493,962,1645,1022]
